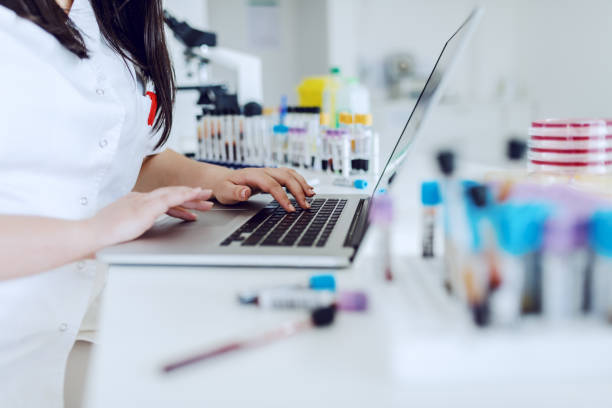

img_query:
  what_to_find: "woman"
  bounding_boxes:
[0,0,313,406]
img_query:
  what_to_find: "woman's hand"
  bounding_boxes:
[89,187,213,247]
[210,167,315,212]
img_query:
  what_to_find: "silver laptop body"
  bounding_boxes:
[98,8,482,268]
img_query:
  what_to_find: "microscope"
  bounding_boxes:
[164,11,263,112]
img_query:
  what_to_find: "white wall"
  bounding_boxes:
[207,0,300,107]
[515,0,612,119]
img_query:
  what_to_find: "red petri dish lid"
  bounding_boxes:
[530,159,612,167]
[529,147,612,154]
[531,118,607,128]
[529,134,612,141]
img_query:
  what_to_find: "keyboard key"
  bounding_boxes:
[223,198,347,248]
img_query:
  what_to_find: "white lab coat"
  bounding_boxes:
[0,0,163,406]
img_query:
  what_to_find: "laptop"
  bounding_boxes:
[98,8,482,268]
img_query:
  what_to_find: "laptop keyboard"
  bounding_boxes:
[220,198,347,248]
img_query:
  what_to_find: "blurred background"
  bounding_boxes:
[163,0,612,168]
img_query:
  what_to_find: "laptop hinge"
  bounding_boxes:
[343,198,370,256]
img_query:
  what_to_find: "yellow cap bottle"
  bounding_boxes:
[339,112,353,125]
[355,114,373,126]
[263,107,276,116]
[320,112,330,126]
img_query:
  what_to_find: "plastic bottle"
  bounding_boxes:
[336,77,371,117]
[323,66,342,128]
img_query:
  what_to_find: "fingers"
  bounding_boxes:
[148,187,212,213]
[267,181,295,212]
[214,181,252,205]
[265,168,309,210]
[167,206,198,221]
[193,189,213,201]
[180,200,215,211]
[289,168,316,197]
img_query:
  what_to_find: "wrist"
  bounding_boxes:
[79,216,106,252]
[203,164,234,200]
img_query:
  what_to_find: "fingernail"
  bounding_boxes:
[289,204,296,212]
[241,188,249,200]
[193,187,202,193]
[202,189,212,196]
[306,202,311,208]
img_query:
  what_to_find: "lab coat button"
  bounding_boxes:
[96,88,105,96]
[80,196,88,206]
[77,261,86,270]
[99,139,108,148]
[59,323,68,332]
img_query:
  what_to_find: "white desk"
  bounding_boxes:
[84,168,612,407]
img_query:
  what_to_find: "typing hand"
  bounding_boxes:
[211,167,315,212]
[91,187,213,246]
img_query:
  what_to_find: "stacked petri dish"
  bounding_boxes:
[528,119,611,174]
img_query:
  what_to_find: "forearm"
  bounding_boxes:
[134,149,231,194]
[0,215,99,280]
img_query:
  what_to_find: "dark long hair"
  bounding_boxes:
[1,0,175,149]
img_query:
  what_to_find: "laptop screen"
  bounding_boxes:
[371,8,482,197]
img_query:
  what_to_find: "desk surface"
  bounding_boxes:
[85,168,612,408]
[85,257,612,408]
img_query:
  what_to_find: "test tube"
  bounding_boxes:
[541,211,590,321]
[338,113,353,173]
[326,129,336,173]
[286,107,296,129]
[307,107,321,169]
[289,127,300,167]
[492,203,550,325]
[231,110,240,163]
[436,151,469,296]
[262,107,277,166]
[372,131,380,176]
[421,181,442,258]
[273,125,289,166]
[355,114,374,174]
[320,113,331,172]
[202,111,211,161]
[214,111,222,162]
[464,185,497,326]
[369,193,394,281]
[339,129,350,176]
[221,110,230,163]
[589,211,612,322]
[196,113,203,160]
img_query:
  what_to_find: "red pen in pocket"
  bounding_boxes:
[146,91,157,126]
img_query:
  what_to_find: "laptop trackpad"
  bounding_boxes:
[140,199,267,240]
